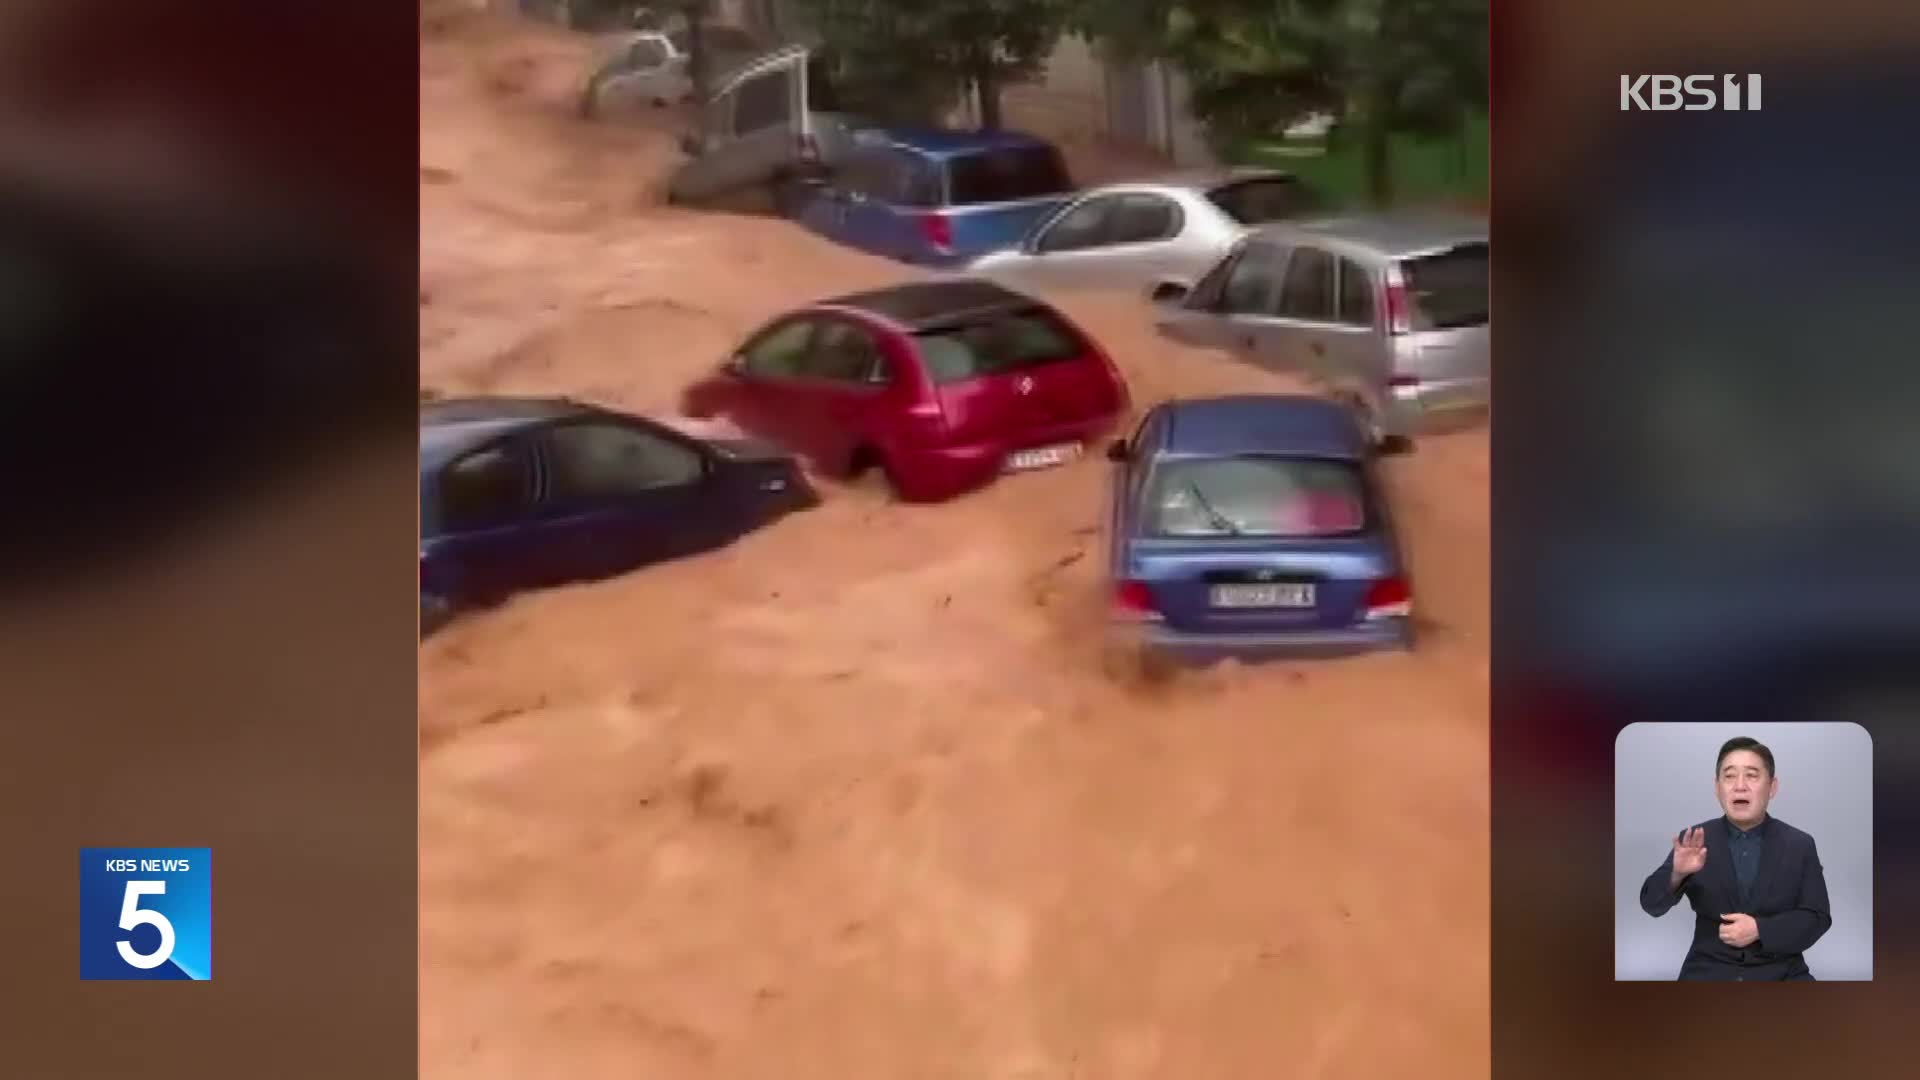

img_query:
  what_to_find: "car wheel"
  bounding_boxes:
[770,174,812,218]
[847,445,906,499]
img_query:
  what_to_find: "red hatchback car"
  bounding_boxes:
[680,279,1132,502]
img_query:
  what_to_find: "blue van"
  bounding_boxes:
[788,127,1076,268]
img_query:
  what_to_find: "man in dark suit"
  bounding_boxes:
[1639,736,1833,980]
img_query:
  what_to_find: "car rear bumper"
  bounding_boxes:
[1386,375,1488,436]
[1111,617,1414,663]
[893,413,1122,501]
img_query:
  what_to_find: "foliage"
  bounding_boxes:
[1069,0,1486,203]
[791,0,1075,127]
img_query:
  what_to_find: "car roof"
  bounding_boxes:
[1125,165,1299,194]
[1154,394,1367,461]
[866,126,1054,158]
[1248,212,1487,259]
[819,278,1039,330]
[419,396,596,474]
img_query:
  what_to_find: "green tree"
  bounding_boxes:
[1068,0,1485,205]
[792,0,1073,128]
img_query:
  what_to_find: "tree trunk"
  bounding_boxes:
[975,64,1002,130]
[1363,114,1391,206]
[686,3,711,143]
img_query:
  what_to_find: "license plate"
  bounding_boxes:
[1004,442,1082,472]
[1209,583,1315,608]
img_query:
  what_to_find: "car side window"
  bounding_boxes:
[544,422,706,501]
[438,440,537,533]
[1218,241,1286,314]
[806,321,890,384]
[1125,409,1164,498]
[894,152,942,208]
[730,67,791,136]
[740,319,816,378]
[1035,195,1121,254]
[1276,246,1336,321]
[1336,258,1376,327]
[1107,194,1184,245]
[1185,242,1244,310]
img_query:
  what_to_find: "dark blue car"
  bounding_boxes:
[789,127,1076,268]
[419,396,817,636]
[1102,394,1415,669]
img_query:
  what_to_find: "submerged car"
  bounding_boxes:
[679,279,1131,502]
[1152,213,1489,446]
[1103,394,1414,667]
[964,167,1320,294]
[419,396,816,635]
[787,127,1077,267]
[580,31,689,117]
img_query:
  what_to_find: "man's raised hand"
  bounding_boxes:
[1671,826,1708,879]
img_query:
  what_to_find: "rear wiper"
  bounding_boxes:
[1185,481,1243,536]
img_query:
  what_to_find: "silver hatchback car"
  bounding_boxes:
[962,168,1320,295]
[1151,214,1489,445]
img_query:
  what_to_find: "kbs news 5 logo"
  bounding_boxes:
[1620,74,1762,111]
[80,848,211,980]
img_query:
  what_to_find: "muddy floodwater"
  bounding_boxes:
[419,5,1489,1076]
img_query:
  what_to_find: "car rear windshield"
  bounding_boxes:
[1206,177,1318,224]
[1400,241,1488,330]
[1146,456,1368,538]
[944,145,1073,206]
[914,307,1085,384]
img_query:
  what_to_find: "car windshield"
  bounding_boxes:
[944,145,1073,206]
[1400,241,1488,330]
[1206,177,1317,224]
[1146,456,1368,538]
[914,308,1083,383]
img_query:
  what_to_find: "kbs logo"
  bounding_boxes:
[80,848,211,980]
[1620,74,1763,111]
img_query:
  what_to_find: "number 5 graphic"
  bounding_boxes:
[116,881,176,969]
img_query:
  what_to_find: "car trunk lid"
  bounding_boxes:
[1127,536,1402,634]
[1386,240,1490,385]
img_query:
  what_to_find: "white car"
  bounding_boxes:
[963,168,1322,296]
[581,31,691,117]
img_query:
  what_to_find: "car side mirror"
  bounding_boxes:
[1105,439,1130,463]
[1148,279,1190,306]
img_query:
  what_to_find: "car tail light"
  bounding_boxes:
[902,398,948,441]
[1387,374,1421,389]
[1114,580,1163,620]
[1383,269,1412,336]
[1363,575,1413,620]
[918,212,953,253]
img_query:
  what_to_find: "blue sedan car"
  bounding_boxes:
[1102,394,1415,669]
[419,396,817,636]
[788,127,1076,267]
